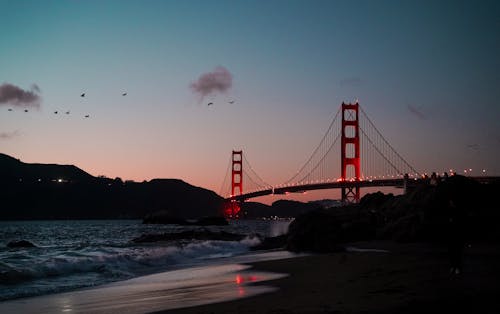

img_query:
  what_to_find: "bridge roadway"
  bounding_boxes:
[226,176,499,202]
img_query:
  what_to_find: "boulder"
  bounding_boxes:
[132,230,246,243]
[250,234,287,251]
[7,240,36,248]
[143,211,228,226]
[142,211,189,225]
[286,210,344,253]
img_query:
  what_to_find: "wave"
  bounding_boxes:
[0,236,262,300]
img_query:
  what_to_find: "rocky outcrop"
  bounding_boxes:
[286,210,345,253]
[131,230,246,243]
[142,212,228,226]
[250,234,287,251]
[7,240,36,248]
[284,175,500,252]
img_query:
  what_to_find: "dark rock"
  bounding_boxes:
[250,234,287,251]
[143,211,189,225]
[7,240,36,248]
[286,210,345,253]
[358,175,500,243]
[143,212,228,226]
[132,230,246,243]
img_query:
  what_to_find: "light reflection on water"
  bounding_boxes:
[0,261,289,314]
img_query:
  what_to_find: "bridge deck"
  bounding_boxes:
[226,176,499,202]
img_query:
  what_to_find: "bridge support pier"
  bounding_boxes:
[341,186,360,204]
[224,200,241,219]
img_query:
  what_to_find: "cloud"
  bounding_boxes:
[407,104,427,120]
[339,77,362,87]
[0,83,41,108]
[0,130,20,140]
[190,66,233,99]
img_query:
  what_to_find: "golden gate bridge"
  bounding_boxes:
[219,102,495,218]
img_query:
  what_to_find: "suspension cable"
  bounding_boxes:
[359,106,419,175]
[285,106,341,183]
[243,154,271,188]
[219,154,233,196]
[359,128,401,175]
[298,132,341,182]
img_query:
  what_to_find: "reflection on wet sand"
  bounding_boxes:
[0,264,287,314]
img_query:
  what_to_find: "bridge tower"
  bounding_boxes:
[341,102,360,203]
[228,150,243,218]
[232,150,243,197]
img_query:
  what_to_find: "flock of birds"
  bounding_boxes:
[4,91,129,118]
[5,92,235,116]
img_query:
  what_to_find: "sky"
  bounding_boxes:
[1,0,499,204]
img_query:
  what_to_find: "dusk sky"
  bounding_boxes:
[1,0,499,203]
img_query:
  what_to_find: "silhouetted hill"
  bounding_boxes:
[241,199,324,218]
[0,153,95,183]
[0,153,224,220]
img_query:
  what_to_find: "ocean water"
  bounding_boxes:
[0,219,291,301]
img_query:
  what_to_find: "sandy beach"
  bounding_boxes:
[1,242,499,314]
[154,242,500,314]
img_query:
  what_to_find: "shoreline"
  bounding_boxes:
[0,250,296,314]
[154,241,500,314]
[1,242,499,314]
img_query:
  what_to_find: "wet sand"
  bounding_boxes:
[154,242,500,314]
[0,251,294,314]
[1,242,498,314]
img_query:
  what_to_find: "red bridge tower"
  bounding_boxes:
[227,150,243,218]
[231,150,243,197]
[341,102,360,203]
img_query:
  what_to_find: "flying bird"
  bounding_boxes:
[24,109,28,112]
[122,92,127,96]
[229,100,235,104]
[84,115,90,118]
[54,111,58,114]
[65,111,70,115]
[207,102,213,106]
[467,144,480,150]
[80,93,85,97]
[8,108,12,111]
